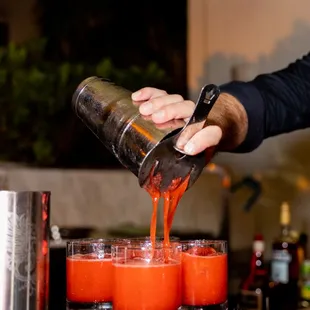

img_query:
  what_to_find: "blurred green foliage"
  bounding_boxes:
[0,38,168,167]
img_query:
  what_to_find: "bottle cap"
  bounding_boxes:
[253,240,265,252]
[280,201,290,225]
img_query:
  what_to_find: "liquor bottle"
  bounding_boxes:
[239,234,269,310]
[290,230,305,274]
[269,202,299,310]
[298,222,308,267]
[300,260,310,308]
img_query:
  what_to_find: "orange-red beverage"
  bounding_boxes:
[66,239,115,308]
[114,261,181,310]
[66,254,113,303]
[181,240,228,307]
[112,239,182,310]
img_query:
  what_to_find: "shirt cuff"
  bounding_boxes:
[220,81,265,153]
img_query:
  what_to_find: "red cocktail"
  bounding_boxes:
[112,239,182,310]
[181,240,228,308]
[66,239,114,309]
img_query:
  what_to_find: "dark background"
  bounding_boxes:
[0,0,187,169]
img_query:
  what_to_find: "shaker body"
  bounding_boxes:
[72,77,182,177]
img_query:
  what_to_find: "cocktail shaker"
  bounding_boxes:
[72,77,220,192]
[0,191,50,310]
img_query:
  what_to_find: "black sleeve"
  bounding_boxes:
[220,53,310,153]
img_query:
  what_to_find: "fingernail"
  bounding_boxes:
[153,110,165,120]
[132,91,141,100]
[184,141,195,155]
[140,102,153,114]
[176,138,185,148]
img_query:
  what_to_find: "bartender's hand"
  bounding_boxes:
[132,87,248,155]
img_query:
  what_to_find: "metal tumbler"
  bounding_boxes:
[72,77,183,177]
[0,191,50,310]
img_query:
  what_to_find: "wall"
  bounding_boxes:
[0,164,225,240]
[187,0,310,95]
[1,0,39,43]
[187,0,310,258]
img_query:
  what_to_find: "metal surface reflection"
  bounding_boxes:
[72,77,220,192]
[0,191,50,310]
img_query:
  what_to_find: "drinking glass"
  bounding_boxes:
[112,238,182,310]
[123,236,180,244]
[181,240,228,310]
[66,238,116,310]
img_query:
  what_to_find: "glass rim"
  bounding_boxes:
[119,236,180,242]
[112,239,181,250]
[66,238,123,245]
[180,239,227,245]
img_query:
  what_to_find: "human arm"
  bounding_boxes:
[132,53,310,155]
[221,52,310,152]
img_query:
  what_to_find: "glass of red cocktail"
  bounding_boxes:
[66,238,115,309]
[181,240,228,310]
[112,238,182,310]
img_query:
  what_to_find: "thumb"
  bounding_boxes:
[183,125,222,155]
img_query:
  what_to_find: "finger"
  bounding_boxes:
[176,123,201,148]
[154,119,185,131]
[151,100,195,123]
[183,125,222,155]
[132,87,167,101]
[140,94,184,115]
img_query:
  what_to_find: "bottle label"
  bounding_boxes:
[301,280,310,300]
[302,260,310,278]
[271,250,291,284]
[240,289,264,310]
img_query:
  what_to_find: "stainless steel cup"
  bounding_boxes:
[0,191,50,310]
[72,76,184,177]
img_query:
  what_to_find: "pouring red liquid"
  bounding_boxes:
[145,166,190,247]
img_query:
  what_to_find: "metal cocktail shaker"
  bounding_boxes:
[0,191,50,310]
[72,77,220,192]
